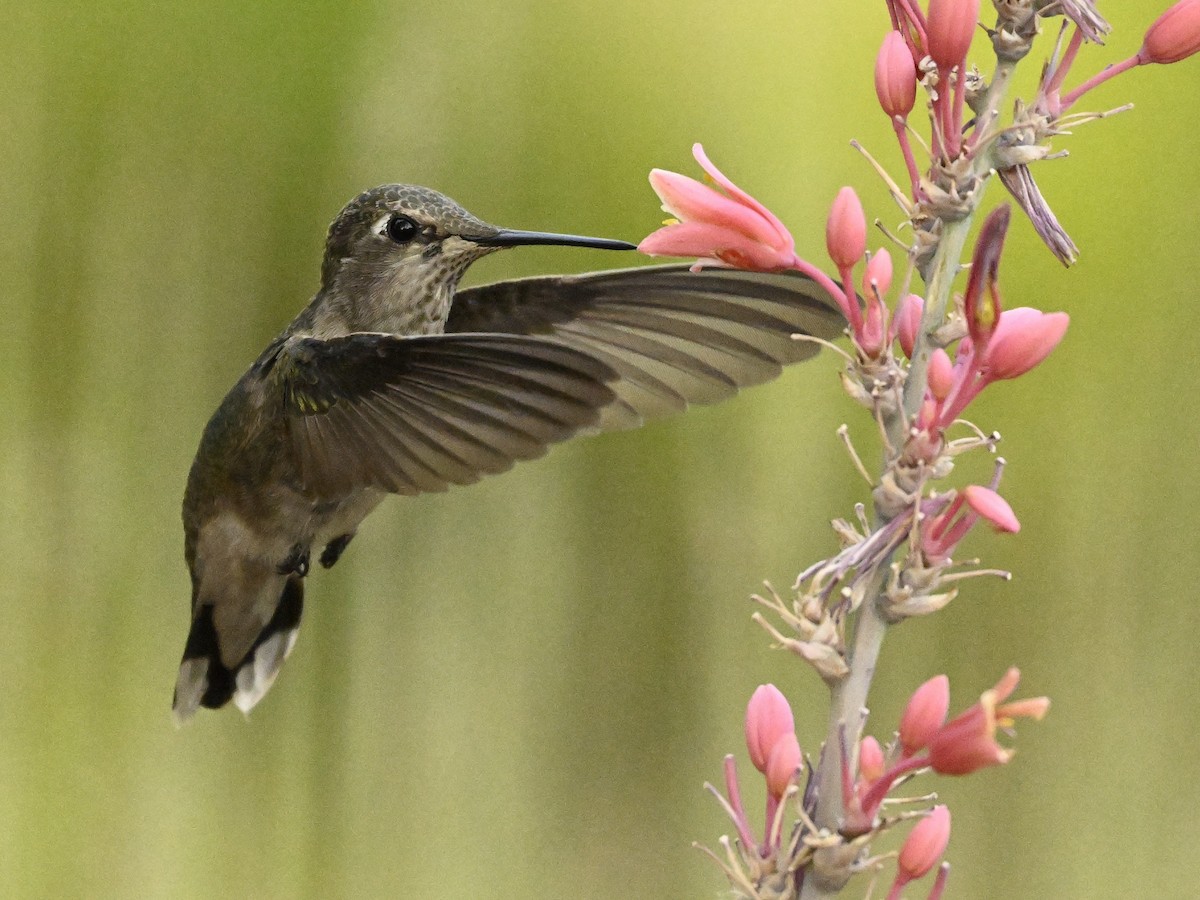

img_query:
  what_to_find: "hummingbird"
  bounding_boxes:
[174,183,844,722]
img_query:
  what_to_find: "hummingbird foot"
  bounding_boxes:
[320,533,355,569]
[278,544,310,577]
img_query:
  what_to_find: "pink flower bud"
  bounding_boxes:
[895,293,924,359]
[963,485,1020,533]
[1141,0,1200,64]
[864,248,894,300]
[876,31,919,119]
[927,0,981,70]
[898,806,952,882]
[826,187,867,269]
[899,675,950,756]
[927,349,955,402]
[859,735,885,783]
[639,144,797,271]
[929,668,1049,775]
[765,732,802,799]
[745,684,795,773]
[981,307,1070,380]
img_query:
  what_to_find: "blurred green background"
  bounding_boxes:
[1,1,1198,897]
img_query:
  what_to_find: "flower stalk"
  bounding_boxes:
[631,1,1200,895]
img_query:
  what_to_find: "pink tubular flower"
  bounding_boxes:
[1141,0,1200,64]
[926,0,981,70]
[981,307,1070,380]
[745,684,795,773]
[640,144,797,271]
[928,668,1050,775]
[920,485,1019,560]
[899,675,950,756]
[927,306,1069,428]
[876,30,918,119]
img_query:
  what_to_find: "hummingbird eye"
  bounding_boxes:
[385,215,420,244]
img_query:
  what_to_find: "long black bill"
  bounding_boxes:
[476,228,636,251]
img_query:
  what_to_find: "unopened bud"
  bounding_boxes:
[927,348,955,402]
[898,805,952,881]
[927,0,982,70]
[900,675,950,756]
[826,187,867,269]
[875,30,918,118]
[1141,0,1200,64]
[745,684,795,773]
[895,293,924,359]
[859,735,885,783]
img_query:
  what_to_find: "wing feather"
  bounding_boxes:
[446,263,845,429]
[278,333,617,496]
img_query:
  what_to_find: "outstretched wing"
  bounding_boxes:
[276,332,619,497]
[445,264,845,429]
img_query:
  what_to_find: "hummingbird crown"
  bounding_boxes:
[320,184,499,290]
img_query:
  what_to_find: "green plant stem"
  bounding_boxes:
[796,56,1017,898]
[901,217,973,416]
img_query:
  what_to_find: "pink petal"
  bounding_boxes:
[691,144,795,255]
[963,486,1020,533]
[648,169,789,250]
[983,307,1069,380]
[899,675,950,756]
[989,666,1022,704]
[639,221,794,271]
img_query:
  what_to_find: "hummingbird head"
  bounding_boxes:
[315,184,633,335]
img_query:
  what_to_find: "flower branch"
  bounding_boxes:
[632,2,1200,895]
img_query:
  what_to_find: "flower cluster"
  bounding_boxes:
[635,1,1200,897]
[712,675,1046,897]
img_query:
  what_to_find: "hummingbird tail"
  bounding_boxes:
[172,575,304,723]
